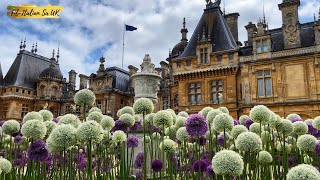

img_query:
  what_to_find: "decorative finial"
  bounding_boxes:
[318,7,320,21]
[23,37,26,49]
[206,0,210,4]
[183,17,186,29]
[263,4,266,24]
[31,43,34,53]
[223,0,226,14]
[315,13,317,23]
[52,49,55,58]
[99,55,105,63]
[34,42,37,54]
[19,39,23,51]
[56,44,60,62]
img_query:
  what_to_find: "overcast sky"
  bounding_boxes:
[0,0,319,84]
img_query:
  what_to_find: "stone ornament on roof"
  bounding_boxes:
[140,54,157,74]
[206,0,221,9]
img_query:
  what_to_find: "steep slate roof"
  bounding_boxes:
[0,62,3,86]
[3,50,60,89]
[179,4,237,58]
[105,67,130,92]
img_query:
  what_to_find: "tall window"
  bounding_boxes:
[176,62,182,68]
[40,85,45,96]
[51,87,57,97]
[162,97,169,110]
[228,53,234,61]
[189,83,201,105]
[76,105,81,115]
[96,100,102,110]
[21,104,29,118]
[211,80,223,104]
[200,48,208,64]
[66,105,72,114]
[217,55,223,62]
[257,39,268,53]
[2,103,8,118]
[257,70,272,97]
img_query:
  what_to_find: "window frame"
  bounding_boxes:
[200,48,208,64]
[211,80,223,104]
[21,104,29,118]
[257,69,272,97]
[189,82,202,105]
[256,39,268,54]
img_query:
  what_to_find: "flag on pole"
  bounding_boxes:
[125,24,137,31]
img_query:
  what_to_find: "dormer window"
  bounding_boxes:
[176,62,182,68]
[200,48,208,64]
[217,55,222,62]
[257,39,268,53]
[228,53,234,61]
[186,60,191,66]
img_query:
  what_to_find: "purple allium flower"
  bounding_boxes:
[135,171,143,180]
[316,141,320,157]
[134,152,144,169]
[151,159,162,172]
[184,114,208,137]
[149,125,161,133]
[111,120,128,132]
[0,120,5,126]
[290,117,302,123]
[52,118,59,123]
[234,120,240,125]
[129,121,141,131]
[13,158,26,167]
[197,136,206,146]
[127,136,139,148]
[306,122,318,136]
[14,135,23,144]
[27,140,49,161]
[206,166,215,177]
[288,156,297,167]
[217,135,225,146]
[245,118,253,129]
[193,159,209,172]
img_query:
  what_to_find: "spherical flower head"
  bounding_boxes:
[44,121,57,137]
[27,140,49,161]
[165,125,177,138]
[306,122,318,136]
[151,160,162,172]
[178,111,188,118]
[119,113,135,127]
[23,111,43,123]
[119,106,135,116]
[52,118,59,123]
[235,132,262,152]
[206,166,215,178]
[218,107,229,114]
[212,113,234,132]
[286,164,320,180]
[185,114,208,137]
[47,124,77,152]
[249,123,262,135]
[249,105,270,124]
[74,89,96,106]
[278,119,293,135]
[58,114,81,128]
[14,135,23,144]
[257,151,273,164]
[193,159,209,172]
[88,107,102,114]
[207,109,223,124]
[111,120,128,132]
[152,132,161,140]
[134,152,144,169]
[133,98,154,115]
[276,142,292,153]
[112,130,127,143]
[315,141,320,157]
[245,118,254,129]
[239,115,249,125]
[269,114,282,129]
[160,139,177,153]
[102,130,111,143]
[116,109,121,117]
[153,110,173,129]
[297,134,317,152]
[0,120,5,127]
[77,120,104,144]
[39,110,53,122]
[142,136,151,143]
[175,116,187,128]
[134,114,141,122]
[0,158,12,174]
[21,120,47,139]
[286,114,301,121]
[291,117,302,123]
[201,107,214,119]
[313,116,320,130]
[100,115,115,130]
[292,121,308,135]
[144,113,155,127]
[231,125,248,139]
[212,150,244,176]
[2,120,20,136]
[127,135,139,148]
[303,155,313,164]
[87,111,103,123]
[166,109,177,124]
[176,127,190,141]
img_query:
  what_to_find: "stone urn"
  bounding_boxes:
[131,54,162,104]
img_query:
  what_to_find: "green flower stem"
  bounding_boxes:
[87,140,93,180]
[143,112,147,180]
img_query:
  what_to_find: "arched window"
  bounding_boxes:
[51,86,58,97]
[174,94,179,107]
[39,85,46,97]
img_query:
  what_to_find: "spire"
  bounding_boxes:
[223,0,226,14]
[56,44,60,63]
[181,17,188,41]
[50,49,56,68]
[52,49,55,58]
[263,4,266,24]
[97,55,105,75]
[23,37,26,50]
[31,43,34,53]
[318,7,320,21]
[34,42,37,54]
[19,39,23,51]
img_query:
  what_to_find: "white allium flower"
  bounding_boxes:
[287,136,296,145]
[119,113,135,127]
[142,136,151,143]
[160,139,177,153]
[102,130,111,142]
[175,116,187,128]
[133,98,154,115]
[304,119,313,124]
[0,158,12,174]
[278,119,293,135]
[235,132,262,152]
[117,109,121,117]
[151,132,161,140]
[2,120,20,135]
[144,113,155,126]
[23,111,43,123]
[286,164,320,180]
[312,116,320,130]
[212,150,244,176]
[231,125,248,139]
[87,111,104,123]
[257,151,273,164]
[119,106,135,116]
[77,120,104,143]
[297,134,317,152]
[88,107,102,114]
[286,114,301,121]
[178,111,188,118]
[21,120,47,139]
[153,110,173,128]
[58,114,81,128]
[239,115,249,125]
[44,121,57,137]
[249,123,262,135]
[74,89,96,106]
[111,130,127,143]
[206,109,223,124]
[205,131,216,140]
[213,113,234,132]
[292,121,308,135]
[39,110,53,122]
[176,127,190,141]
[261,131,272,142]
[276,142,292,153]
[218,107,229,114]
[166,109,177,124]
[47,124,77,151]
[100,115,115,130]
[165,125,178,138]
[201,107,214,118]
[269,114,282,130]
[249,105,270,124]
[303,155,313,164]
[134,114,141,122]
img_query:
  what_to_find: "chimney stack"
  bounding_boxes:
[224,13,240,42]
[245,22,257,46]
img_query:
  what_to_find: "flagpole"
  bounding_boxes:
[122,23,125,69]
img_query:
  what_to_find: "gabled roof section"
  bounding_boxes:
[105,67,130,92]
[179,4,237,58]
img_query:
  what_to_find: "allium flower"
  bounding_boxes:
[206,109,223,124]
[297,134,317,152]
[315,141,320,157]
[151,160,162,172]
[0,158,12,174]
[217,135,225,146]
[153,110,173,129]
[23,111,43,123]
[52,118,59,123]
[276,142,292,153]
[176,127,190,141]
[133,98,154,115]
[286,114,301,121]
[142,136,151,143]
[249,123,262,135]
[0,120,5,126]
[291,117,302,123]
[313,116,320,130]
[278,119,293,135]
[112,130,127,143]
[134,115,141,122]
[175,116,187,128]
[258,151,273,164]
[261,131,272,142]
[134,152,144,169]
[152,132,161,140]
[231,125,248,139]
[39,110,53,122]
[74,89,96,106]
[14,135,22,144]
[193,159,209,172]
[87,111,104,123]
[269,114,282,129]
[130,121,142,131]
[47,124,77,152]
[178,111,188,118]
[144,113,155,126]
[306,122,318,136]
[235,132,262,152]
[111,120,128,132]
[286,164,320,180]
[166,109,177,124]
[292,121,308,135]
[77,120,104,143]
[21,120,47,139]
[127,136,139,148]
[88,107,102,114]
[212,150,244,176]
[160,139,177,152]
[58,114,81,128]
[239,115,249,125]
[100,115,115,130]
[218,107,229,114]
[206,166,215,177]
[102,130,111,142]
[119,106,135,116]
[201,107,214,119]
[249,105,270,124]
[185,114,208,137]
[2,120,20,135]
[27,140,49,161]
[119,113,135,127]
[44,121,57,137]
[165,125,178,138]
[212,113,234,132]
[245,118,254,129]
[303,155,313,164]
